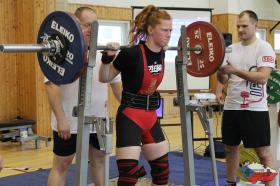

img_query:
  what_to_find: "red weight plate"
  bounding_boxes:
[178,21,225,77]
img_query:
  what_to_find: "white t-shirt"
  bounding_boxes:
[45,59,121,133]
[223,39,275,111]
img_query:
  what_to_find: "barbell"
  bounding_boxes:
[0,11,229,84]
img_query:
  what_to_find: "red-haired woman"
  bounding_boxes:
[99,5,172,186]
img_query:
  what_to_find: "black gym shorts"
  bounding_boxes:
[115,106,165,148]
[53,131,100,156]
[222,110,271,148]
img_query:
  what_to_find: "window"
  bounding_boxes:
[97,20,129,46]
[274,30,280,53]
[256,29,266,41]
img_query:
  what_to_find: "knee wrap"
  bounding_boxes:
[148,153,169,185]
[117,159,146,186]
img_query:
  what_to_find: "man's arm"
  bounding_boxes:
[45,82,71,140]
[217,69,229,84]
[215,81,226,104]
[219,65,272,84]
[215,68,229,104]
[232,66,272,84]
[110,82,122,103]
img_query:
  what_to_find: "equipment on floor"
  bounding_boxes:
[0,117,51,148]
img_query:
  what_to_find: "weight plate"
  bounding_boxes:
[178,21,225,77]
[37,11,87,84]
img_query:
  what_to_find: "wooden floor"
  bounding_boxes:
[0,113,222,179]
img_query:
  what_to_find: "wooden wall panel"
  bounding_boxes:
[0,0,18,120]
[14,0,55,136]
[211,14,229,33]
[67,4,132,21]
[0,0,55,136]
[210,14,229,92]
[33,0,56,136]
[15,0,36,120]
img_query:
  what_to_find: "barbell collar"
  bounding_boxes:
[0,44,51,53]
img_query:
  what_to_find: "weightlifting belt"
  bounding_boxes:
[121,91,161,110]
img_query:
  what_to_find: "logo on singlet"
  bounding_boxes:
[148,62,162,74]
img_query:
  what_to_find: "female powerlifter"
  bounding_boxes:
[99,5,172,186]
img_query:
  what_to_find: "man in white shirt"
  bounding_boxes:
[216,10,276,186]
[45,7,121,186]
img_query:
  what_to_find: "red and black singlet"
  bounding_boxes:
[113,43,164,94]
[113,43,166,146]
[137,44,164,95]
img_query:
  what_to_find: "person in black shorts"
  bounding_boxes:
[215,10,276,186]
[45,7,122,186]
[99,4,172,186]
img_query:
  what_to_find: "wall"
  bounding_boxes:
[68,0,210,9]
[67,3,132,20]
[0,0,18,120]
[0,0,55,136]
[33,0,56,136]
[68,0,280,21]
[210,0,280,20]
[227,0,280,21]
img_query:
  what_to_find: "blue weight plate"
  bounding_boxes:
[37,11,86,84]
